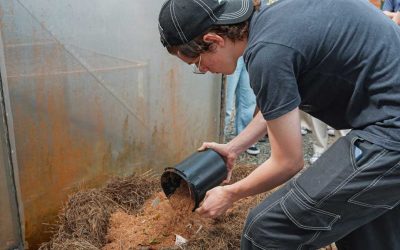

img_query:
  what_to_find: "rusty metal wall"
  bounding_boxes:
[0,85,22,249]
[0,162,19,250]
[0,0,222,248]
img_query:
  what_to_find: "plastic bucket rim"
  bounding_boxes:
[161,168,199,211]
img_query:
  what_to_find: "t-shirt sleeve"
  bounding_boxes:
[245,43,303,121]
[382,0,394,11]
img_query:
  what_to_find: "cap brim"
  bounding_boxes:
[215,0,254,25]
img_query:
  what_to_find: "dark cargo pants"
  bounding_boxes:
[241,132,400,250]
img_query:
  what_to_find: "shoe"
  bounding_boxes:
[309,153,322,164]
[258,134,268,142]
[246,145,260,155]
[301,127,309,135]
[327,127,335,136]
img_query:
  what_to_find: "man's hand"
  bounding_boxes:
[383,11,396,19]
[383,11,400,25]
[196,185,236,218]
[393,11,400,25]
[198,142,238,183]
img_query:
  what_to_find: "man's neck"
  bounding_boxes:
[232,38,248,59]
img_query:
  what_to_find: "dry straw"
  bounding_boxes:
[40,165,268,250]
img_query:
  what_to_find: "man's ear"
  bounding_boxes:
[202,33,225,47]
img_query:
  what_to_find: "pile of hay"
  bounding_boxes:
[39,172,160,250]
[40,165,268,250]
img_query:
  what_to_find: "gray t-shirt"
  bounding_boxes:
[244,0,400,151]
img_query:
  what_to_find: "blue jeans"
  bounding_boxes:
[241,131,400,249]
[225,57,256,135]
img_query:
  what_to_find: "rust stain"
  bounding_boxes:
[3,9,219,248]
[148,60,222,173]
[106,116,149,175]
[369,0,381,8]
[7,42,151,248]
[151,62,195,169]
[11,43,104,248]
[159,64,187,162]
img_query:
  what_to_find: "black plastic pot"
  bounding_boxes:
[161,149,227,211]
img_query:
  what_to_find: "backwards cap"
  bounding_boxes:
[158,0,254,47]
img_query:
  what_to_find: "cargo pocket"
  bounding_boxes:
[348,161,400,210]
[294,136,354,204]
[280,190,340,231]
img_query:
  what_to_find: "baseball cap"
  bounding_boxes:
[158,0,254,47]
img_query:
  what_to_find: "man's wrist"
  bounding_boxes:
[223,184,244,202]
[226,140,244,156]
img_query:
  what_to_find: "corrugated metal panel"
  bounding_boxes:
[0,0,223,248]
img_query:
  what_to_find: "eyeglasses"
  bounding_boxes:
[192,55,205,74]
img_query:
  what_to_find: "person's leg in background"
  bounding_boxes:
[300,112,329,164]
[234,57,256,135]
[224,57,259,155]
[336,129,350,137]
[309,116,328,164]
[300,112,311,135]
[224,59,241,136]
[233,57,259,155]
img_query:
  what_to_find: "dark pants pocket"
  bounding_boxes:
[294,133,392,207]
[348,158,400,209]
[294,135,354,205]
[242,187,341,250]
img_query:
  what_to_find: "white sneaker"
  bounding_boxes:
[309,153,322,164]
[301,127,309,135]
[246,145,260,155]
[327,127,335,136]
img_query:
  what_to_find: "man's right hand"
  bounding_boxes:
[198,142,238,183]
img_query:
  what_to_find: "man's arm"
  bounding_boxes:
[228,107,303,199]
[197,107,304,217]
[199,110,268,182]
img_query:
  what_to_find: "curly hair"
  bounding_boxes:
[167,0,261,58]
